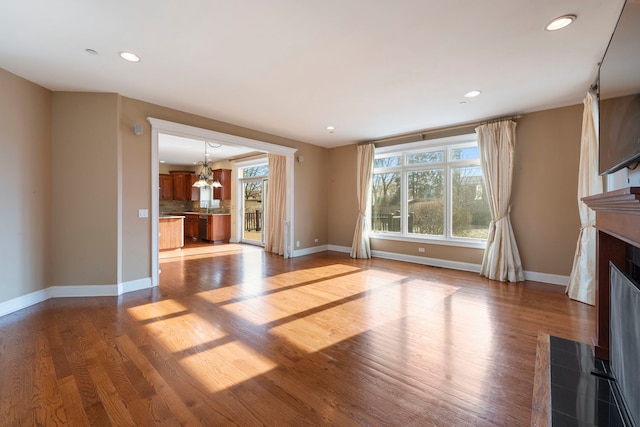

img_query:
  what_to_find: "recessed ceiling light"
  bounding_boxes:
[160,160,166,163]
[85,48,98,55]
[464,90,481,98]
[119,51,141,62]
[459,101,467,105]
[545,15,576,31]
[326,126,335,133]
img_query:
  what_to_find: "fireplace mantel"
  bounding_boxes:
[583,186,640,359]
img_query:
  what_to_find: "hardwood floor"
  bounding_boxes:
[0,244,594,426]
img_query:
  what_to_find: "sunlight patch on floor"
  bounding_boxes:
[218,268,408,325]
[127,299,189,321]
[196,264,363,305]
[269,280,459,353]
[181,340,277,393]
[142,312,229,353]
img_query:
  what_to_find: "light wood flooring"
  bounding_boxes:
[0,242,594,426]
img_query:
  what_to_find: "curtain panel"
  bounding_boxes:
[265,154,287,256]
[351,144,375,259]
[566,92,602,305]
[476,120,525,282]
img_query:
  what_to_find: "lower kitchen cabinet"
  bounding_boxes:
[208,214,231,242]
[159,217,184,250]
[184,214,199,238]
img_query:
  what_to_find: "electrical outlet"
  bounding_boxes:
[138,209,149,218]
[296,241,300,247]
[314,238,319,243]
[418,247,425,253]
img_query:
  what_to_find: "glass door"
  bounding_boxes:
[240,164,269,245]
[242,179,267,245]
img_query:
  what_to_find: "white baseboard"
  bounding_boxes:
[328,244,351,253]
[523,271,568,286]
[49,284,119,298]
[292,245,329,257]
[327,245,568,286]
[119,277,154,294]
[372,250,482,273]
[0,288,50,318]
[0,277,155,318]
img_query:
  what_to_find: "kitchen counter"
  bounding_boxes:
[173,212,230,216]
[158,216,184,250]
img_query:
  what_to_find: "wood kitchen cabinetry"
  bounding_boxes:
[159,174,173,200]
[158,216,184,250]
[207,214,231,242]
[213,169,231,200]
[170,171,199,201]
[183,214,199,238]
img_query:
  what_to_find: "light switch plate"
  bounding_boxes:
[138,209,149,218]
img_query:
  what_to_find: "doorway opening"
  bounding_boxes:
[238,163,269,245]
[149,118,297,287]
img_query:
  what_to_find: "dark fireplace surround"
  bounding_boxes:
[583,187,640,424]
[583,187,640,359]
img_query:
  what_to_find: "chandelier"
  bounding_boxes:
[192,141,223,188]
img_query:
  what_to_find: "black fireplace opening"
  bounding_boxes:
[609,262,640,426]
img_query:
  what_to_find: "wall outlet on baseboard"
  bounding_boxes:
[418,247,425,253]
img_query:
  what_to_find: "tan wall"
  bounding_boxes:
[0,69,52,303]
[52,92,120,286]
[327,145,358,247]
[294,144,329,248]
[327,104,583,276]
[120,97,329,281]
[512,104,582,275]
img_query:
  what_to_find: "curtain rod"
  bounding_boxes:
[365,114,522,145]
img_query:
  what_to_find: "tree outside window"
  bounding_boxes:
[370,138,490,243]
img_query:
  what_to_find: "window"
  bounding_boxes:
[370,134,491,245]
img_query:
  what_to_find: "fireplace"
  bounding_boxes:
[583,187,640,426]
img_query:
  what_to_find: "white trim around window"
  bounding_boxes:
[370,133,489,249]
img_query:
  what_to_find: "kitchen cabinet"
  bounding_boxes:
[159,174,173,200]
[159,216,184,250]
[170,171,199,201]
[207,214,231,242]
[213,169,232,200]
[183,214,199,238]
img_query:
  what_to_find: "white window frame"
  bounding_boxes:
[370,133,487,249]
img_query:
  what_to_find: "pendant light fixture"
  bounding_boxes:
[192,141,222,187]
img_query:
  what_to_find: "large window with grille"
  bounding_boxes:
[371,134,491,245]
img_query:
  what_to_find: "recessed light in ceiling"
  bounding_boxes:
[326,126,335,133]
[545,15,576,31]
[85,48,98,55]
[160,160,166,163]
[119,51,141,62]
[464,90,481,98]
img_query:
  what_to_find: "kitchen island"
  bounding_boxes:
[158,215,184,250]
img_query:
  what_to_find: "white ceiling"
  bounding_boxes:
[0,0,626,149]
[159,133,257,166]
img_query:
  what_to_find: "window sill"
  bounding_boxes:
[369,233,486,249]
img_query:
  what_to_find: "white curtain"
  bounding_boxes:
[566,92,602,305]
[265,154,286,256]
[476,120,525,282]
[351,144,375,258]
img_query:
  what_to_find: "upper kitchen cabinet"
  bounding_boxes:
[213,169,232,200]
[159,174,173,200]
[170,170,199,201]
